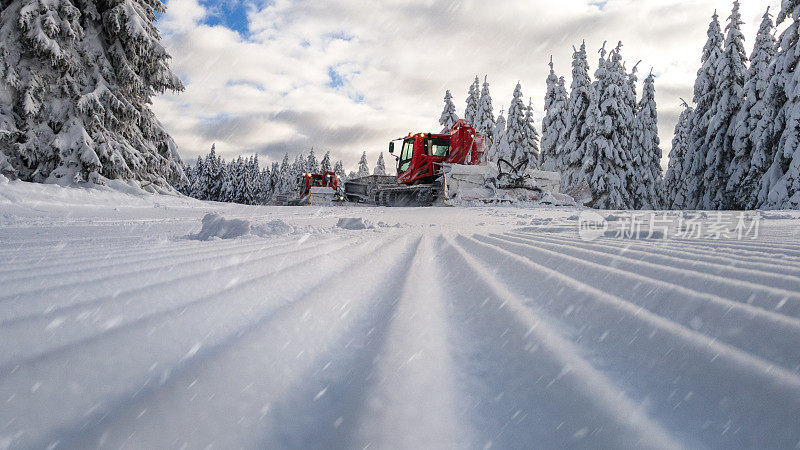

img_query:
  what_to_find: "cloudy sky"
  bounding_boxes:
[153,0,781,173]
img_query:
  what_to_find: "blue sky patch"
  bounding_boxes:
[199,0,251,35]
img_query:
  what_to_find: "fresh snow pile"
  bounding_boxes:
[190,213,295,240]
[190,214,253,240]
[336,217,373,230]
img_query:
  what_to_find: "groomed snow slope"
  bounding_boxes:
[1,179,800,449]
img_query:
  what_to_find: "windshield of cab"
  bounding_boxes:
[399,138,414,172]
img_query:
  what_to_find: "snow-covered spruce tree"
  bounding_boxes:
[357,151,370,177]
[464,76,480,126]
[277,153,291,194]
[486,107,506,165]
[246,155,260,204]
[439,90,458,133]
[584,43,633,210]
[758,0,800,209]
[219,160,235,203]
[505,82,528,168]
[290,154,306,192]
[198,144,222,200]
[0,0,185,189]
[541,58,569,173]
[702,1,747,210]
[563,42,594,191]
[727,7,776,209]
[631,71,662,209]
[731,8,777,209]
[320,151,332,172]
[685,11,724,209]
[269,161,280,197]
[374,153,386,175]
[664,101,694,209]
[333,160,345,181]
[306,149,319,174]
[523,98,540,169]
[189,155,204,198]
[475,76,495,145]
[623,61,640,201]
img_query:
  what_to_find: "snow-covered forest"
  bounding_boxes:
[438,1,800,211]
[180,145,390,205]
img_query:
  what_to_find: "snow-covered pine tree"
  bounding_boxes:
[0,0,185,189]
[320,151,332,172]
[728,7,776,209]
[685,11,724,209]
[307,149,319,174]
[758,0,800,209]
[278,153,291,194]
[523,98,540,169]
[464,76,480,126]
[219,159,236,203]
[269,161,280,197]
[631,71,662,209]
[475,76,495,144]
[702,1,747,210]
[486,108,506,165]
[563,42,594,191]
[541,58,569,172]
[290,154,306,193]
[357,152,370,178]
[504,82,528,168]
[246,155,260,204]
[439,90,459,133]
[664,101,694,209]
[257,164,271,204]
[333,160,345,181]
[584,43,633,210]
[623,61,640,202]
[198,144,221,200]
[731,8,778,209]
[190,155,204,198]
[374,153,386,175]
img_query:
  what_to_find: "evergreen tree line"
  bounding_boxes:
[664,1,800,210]
[181,145,388,204]
[439,76,540,175]
[442,41,662,209]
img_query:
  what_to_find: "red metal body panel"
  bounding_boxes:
[395,120,485,185]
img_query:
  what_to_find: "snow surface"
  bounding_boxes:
[2,179,800,449]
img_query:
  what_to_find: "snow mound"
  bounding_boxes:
[191,214,252,240]
[190,214,295,240]
[252,219,295,236]
[336,217,373,230]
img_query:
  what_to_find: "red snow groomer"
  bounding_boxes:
[344,120,570,206]
[285,170,341,206]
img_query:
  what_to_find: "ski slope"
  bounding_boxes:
[1,179,800,449]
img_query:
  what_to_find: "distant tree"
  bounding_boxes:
[475,76,496,144]
[464,76,481,126]
[523,98,540,170]
[321,151,332,172]
[307,149,319,173]
[374,153,387,175]
[541,58,569,172]
[631,71,663,209]
[563,42,594,191]
[439,90,459,133]
[357,152,370,177]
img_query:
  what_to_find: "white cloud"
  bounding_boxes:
[154,0,781,171]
